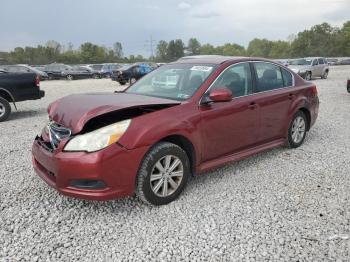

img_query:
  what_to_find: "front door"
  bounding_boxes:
[200,63,260,162]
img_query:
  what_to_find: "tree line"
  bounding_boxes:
[0,21,349,65]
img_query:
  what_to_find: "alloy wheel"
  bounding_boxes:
[0,102,5,118]
[150,155,184,197]
[291,116,306,144]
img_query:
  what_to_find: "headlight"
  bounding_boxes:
[64,119,131,152]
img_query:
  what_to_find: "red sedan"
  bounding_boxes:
[32,56,319,205]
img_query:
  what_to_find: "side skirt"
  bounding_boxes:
[198,138,285,174]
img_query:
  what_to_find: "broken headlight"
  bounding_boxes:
[64,119,131,152]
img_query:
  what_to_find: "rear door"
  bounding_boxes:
[200,63,260,161]
[252,62,294,144]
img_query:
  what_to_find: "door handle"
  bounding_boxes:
[288,93,296,100]
[248,102,257,109]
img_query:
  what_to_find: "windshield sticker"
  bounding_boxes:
[177,94,191,99]
[190,66,213,72]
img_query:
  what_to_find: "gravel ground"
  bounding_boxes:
[1,68,350,261]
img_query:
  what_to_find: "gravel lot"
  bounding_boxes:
[1,67,350,261]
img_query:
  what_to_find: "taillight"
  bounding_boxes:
[311,85,318,95]
[35,75,40,87]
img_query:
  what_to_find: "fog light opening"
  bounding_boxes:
[70,180,107,189]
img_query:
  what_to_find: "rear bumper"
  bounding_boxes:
[32,136,149,201]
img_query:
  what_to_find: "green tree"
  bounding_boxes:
[156,40,168,61]
[200,43,216,55]
[247,38,272,57]
[187,38,201,55]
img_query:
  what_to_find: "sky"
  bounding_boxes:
[0,0,349,56]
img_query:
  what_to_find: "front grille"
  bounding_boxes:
[48,122,71,149]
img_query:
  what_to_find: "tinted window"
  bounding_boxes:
[254,63,283,92]
[211,63,253,97]
[318,58,324,65]
[281,68,293,87]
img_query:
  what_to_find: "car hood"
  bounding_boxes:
[48,92,181,134]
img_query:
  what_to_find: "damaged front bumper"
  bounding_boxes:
[32,136,149,201]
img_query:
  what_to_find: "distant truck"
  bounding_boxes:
[289,57,329,80]
[0,70,45,122]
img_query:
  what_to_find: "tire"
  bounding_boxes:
[321,71,328,79]
[92,74,99,79]
[286,111,308,148]
[48,74,54,80]
[305,72,312,81]
[136,142,190,205]
[0,97,11,122]
[118,81,126,86]
[130,78,137,85]
[347,86,350,93]
[66,74,74,80]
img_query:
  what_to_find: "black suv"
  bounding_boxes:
[111,63,156,85]
[43,64,72,80]
[2,65,48,80]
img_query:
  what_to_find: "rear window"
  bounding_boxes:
[281,68,293,87]
[254,62,284,92]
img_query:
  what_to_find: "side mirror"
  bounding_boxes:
[208,88,233,103]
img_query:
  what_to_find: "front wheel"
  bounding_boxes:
[305,72,312,81]
[136,142,190,205]
[130,78,137,84]
[286,111,307,148]
[0,97,11,122]
[66,74,74,80]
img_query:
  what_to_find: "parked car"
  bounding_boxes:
[289,57,329,80]
[61,66,96,80]
[274,59,290,67]
[81,64,104,79]
[101,63,122,78]
[32,56,319,205]
[2,64,48,80]
[337,59,350,65]
[347,79,350,93]
[0,71,44,122]
[111,63,154,85]
[326,58,338,65]
[43,63,72,80]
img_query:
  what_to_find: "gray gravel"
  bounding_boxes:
[1,69,350,261]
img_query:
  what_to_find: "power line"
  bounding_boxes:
[145,35,156,57]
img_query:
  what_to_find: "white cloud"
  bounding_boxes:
[178,2,191,10]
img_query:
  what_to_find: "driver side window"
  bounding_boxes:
[210,63,253,98]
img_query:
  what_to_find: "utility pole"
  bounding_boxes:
[145,35,156,58]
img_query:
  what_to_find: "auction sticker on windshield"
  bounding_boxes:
[190,66,213,72]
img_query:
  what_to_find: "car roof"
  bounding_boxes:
[174,55,276,65]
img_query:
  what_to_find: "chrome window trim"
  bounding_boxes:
[199,60,295,104]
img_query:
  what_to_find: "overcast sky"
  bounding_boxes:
[0,0,349,56]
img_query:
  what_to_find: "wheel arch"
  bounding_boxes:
[0,88,15,102]
[298,107,311,131]
[158,134,197,176]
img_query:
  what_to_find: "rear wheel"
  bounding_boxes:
[136,142,190,205]
[66,74,74,80]
[0,97,11,122]
[321,71,328,79]
[286,111,307,148]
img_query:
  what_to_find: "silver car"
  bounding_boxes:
[289,57,329,80]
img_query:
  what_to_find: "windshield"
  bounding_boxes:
[126,64,217,101]
[290,59,312,66]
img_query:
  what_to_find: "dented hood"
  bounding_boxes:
[48,92,180,134]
